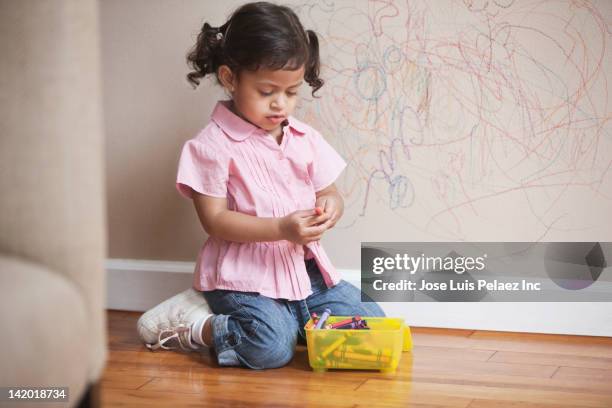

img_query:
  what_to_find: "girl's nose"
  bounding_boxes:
[271,94,286,111]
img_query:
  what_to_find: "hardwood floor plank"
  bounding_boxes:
[395,370,612,395]
[470,331,612,346]
[413,328,612,358]
[412,345,495,362]
[468,331,612,358]
[357,379,612,407]
[139,376,362,395]
[410,355,558,378]
[411,329,476,349]
[553,366,612,381]
[489,350,612,370]
[101,388,279,408]
[106,309,137,319]
[467,399,601,408]
[100,372,153,390]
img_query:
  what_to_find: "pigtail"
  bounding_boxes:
[185,21,229,89]
[304,30,324,97]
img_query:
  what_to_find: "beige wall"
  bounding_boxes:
[101,0,244,261]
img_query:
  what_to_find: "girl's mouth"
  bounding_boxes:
[266,115,286,124]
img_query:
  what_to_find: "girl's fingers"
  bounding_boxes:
[320,211,337,228]
[296,209,317,218]
[305,209,337,229]
[297,209,330,226]
[303,223,327,236]
[305,212,330,226]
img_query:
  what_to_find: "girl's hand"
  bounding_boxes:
[279,209,331,245]
[314,194,342,229]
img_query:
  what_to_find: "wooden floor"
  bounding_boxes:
[101,310,612,407]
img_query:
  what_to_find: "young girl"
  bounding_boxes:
[137,1,385,369]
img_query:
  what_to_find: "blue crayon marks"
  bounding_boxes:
[383,45,404,74]
[354,64,387,101]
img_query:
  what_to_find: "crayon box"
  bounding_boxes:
[304,316,412,373]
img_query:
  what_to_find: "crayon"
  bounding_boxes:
[350,347,393,358]
[329,316,361,329]
[315,207,324,215]
[336,320,370,330]
[314,308,331,329]
[334,322,358,330]
[331,349,391,364]
[320,334,349,358]
[324,360,382,370]
[305,312,320,329]
[335,321,360,330]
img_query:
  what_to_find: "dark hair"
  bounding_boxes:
[186,2,323,96]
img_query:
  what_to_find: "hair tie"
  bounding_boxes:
[216,32,223,41]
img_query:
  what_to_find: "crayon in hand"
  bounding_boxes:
[315,207,324,215]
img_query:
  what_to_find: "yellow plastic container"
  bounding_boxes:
[305,316,412,373]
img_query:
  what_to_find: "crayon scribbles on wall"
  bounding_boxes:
[294,0,611,242]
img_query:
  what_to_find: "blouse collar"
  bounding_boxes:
[211,100,307,141]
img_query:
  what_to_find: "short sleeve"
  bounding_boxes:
[309,129,347,192]
[175,139,229,199]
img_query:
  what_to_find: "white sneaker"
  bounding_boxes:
[136,287,212,352]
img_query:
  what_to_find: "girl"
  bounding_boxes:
[137,1,385,369]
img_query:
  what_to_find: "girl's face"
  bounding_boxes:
[219,65,305,138]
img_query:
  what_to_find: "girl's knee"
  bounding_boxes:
[234,316,297,369]
[250,342,295,369]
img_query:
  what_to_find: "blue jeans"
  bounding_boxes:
[202,258,386,369]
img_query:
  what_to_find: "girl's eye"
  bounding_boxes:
[258,90,298,97]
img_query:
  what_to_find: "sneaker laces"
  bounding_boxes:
[146,324,196,352]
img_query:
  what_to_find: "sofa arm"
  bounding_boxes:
[0,255,93,406]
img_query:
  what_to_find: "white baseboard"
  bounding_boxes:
[106,259,612,337]
[106,259,195,312]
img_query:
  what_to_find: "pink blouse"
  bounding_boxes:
[176,100,347,300]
